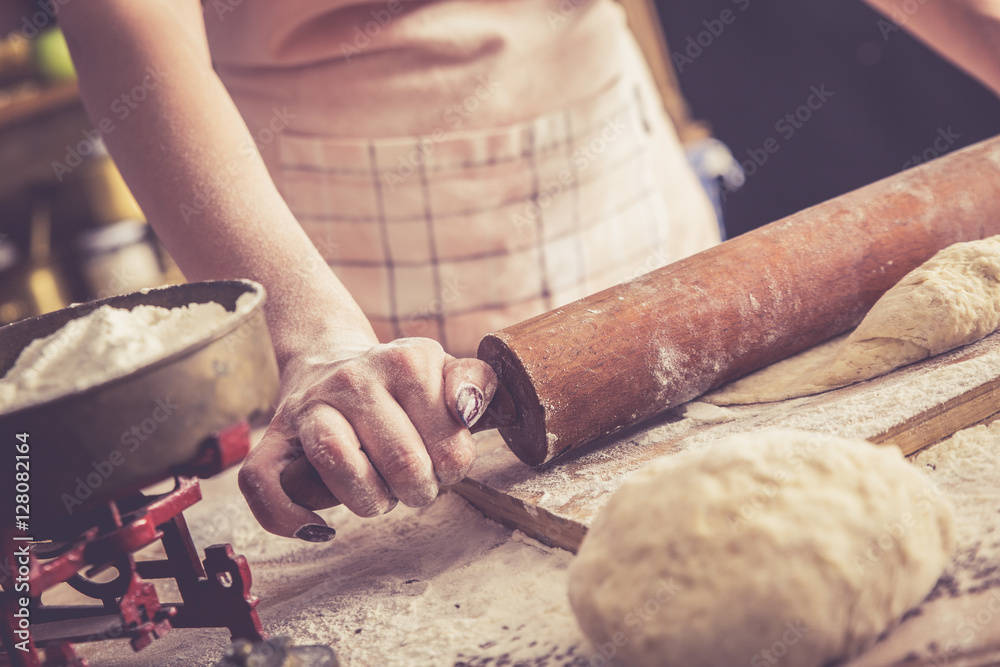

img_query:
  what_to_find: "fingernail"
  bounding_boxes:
[457,384,485,428]
[294,523,337,542]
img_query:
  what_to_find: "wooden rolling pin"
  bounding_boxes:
[283,134,1000,512]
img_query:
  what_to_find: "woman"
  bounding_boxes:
[55,0,1000,541]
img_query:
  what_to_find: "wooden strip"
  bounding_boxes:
[448,478,587,553]
[874,375,1000,456]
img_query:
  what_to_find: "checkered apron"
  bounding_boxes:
[272,36,719,357]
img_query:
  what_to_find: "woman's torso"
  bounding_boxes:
[204,0,721,355]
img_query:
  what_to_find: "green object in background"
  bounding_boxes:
[32,28,75,81]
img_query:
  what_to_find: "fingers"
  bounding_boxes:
[250,338,496,530]
[298,403,396,517]
[340,386,440,507]
[375,341,484,486]
[238,421,335,540]
[421,426,476,487]
[388,359,474,486]
[443,355,498,428]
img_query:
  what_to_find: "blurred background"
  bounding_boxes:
[0,16,183,327]
[0,0,998,325]
[655,0,1000,237]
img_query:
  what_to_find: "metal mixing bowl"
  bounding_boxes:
[0,280,279,522]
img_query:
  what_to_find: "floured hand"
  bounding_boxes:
[239,337,497,540]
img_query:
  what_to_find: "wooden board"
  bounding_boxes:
[451,331,1000,666]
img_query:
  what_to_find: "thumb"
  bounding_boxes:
[442,355,497,429]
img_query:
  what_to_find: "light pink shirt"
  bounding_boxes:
[204,0,627,139]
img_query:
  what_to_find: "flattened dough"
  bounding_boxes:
[707,236,1000,405]
[567,430,955,667]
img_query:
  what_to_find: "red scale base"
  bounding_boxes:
[0,422,265,667]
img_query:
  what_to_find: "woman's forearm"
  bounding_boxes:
[864,0,1000,97]
[57,0,377,369]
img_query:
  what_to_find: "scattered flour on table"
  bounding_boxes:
[76,461,590,667]
[71,421,1000,666]
[913,421,1000,601]
[839,421,1000,663]
[0,293,255,414]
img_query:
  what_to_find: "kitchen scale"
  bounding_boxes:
[0,281,335,667]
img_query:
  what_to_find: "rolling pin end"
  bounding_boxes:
[469,382,519,433]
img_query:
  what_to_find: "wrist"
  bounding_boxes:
[259,291,378,376]
[270,318,379,375]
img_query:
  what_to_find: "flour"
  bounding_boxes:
[44,394,1000,666]
[914,422,1000,601]
[680,401,736,424]
[0,292,255,414]
[70,463,590,667]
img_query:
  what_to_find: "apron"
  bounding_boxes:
[271,31,720,357]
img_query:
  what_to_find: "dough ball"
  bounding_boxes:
[707,235,1000,405]
[568,430,954,667]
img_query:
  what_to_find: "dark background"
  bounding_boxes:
[655,0,1000,237]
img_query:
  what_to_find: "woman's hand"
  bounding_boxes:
[239,337,497,541]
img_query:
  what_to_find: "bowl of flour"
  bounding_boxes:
[0,280,279,521]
